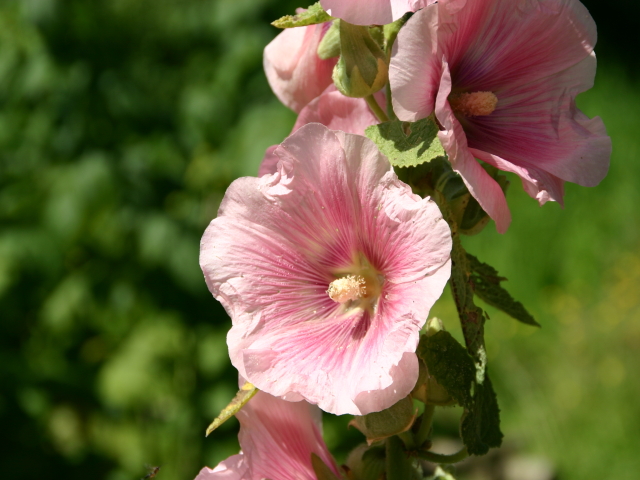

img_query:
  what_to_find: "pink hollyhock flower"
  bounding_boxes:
[264,22,337,113]
[390,0,611,233]
[194,390,340,480]
[200,123,451,415]
[321,0,436,26]
[259,86,383,176]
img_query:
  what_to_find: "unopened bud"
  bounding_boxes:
[332,21,388,98]
[345,444,386,480]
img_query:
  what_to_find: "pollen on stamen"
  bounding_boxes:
[449,91,498,117]
[327,275,366,303]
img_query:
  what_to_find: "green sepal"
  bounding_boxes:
[333,21,388,98]
[272,2,333,28]
[418,331,503,456]
[350,395,416,445]
[317,20,341,59]
[467,254,539,326]
[311,453,343,480]
[365,116,446,169]
[205,381,257,436]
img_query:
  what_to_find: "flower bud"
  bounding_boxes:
[345,444,386,480]
[332,21,388,98]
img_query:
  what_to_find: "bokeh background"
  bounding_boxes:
[1,1,638,479]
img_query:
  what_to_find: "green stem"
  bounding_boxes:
[397,431,416,450]
[365,94,389,122]
[385,82,397,120]
[415,447,469,465]
[414,404,435,447]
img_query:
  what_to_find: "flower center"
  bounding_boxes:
[449,91,498,117]
[327,275,366,303]
[327,254,384,309]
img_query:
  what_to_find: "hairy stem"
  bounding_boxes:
[415,447,469,465]
[366,94,390,122]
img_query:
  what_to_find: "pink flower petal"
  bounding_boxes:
[390,0,609,230]
[193,392,339,480]
[433,0,596,92]
[321,0,435,26]
[201,124,451,415]
[264,23,337,113]
[194,456,247,480]
[259,86,383,176]
[435,61,512,233]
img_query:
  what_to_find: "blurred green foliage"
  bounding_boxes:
[0,1,638,480]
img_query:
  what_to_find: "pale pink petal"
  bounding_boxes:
[390,3,440,121]
[435,62,511,233]
[293,86,383,135]
[258,145,279,177]
[193,392,339,480]
[194,456,247,480]
[259,87,383,176]
[321,0,435,25]
[470,148,565,205]
[201,124,451,415]
[238,392,339,480]
[264,23,337,113]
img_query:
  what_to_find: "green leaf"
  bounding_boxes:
[467,254,539,327]
[272,3,333,28]
[460,373,503,456]
[311,453,343,480]
[365,116,446,168]
[205,381,257,436]
[317,20,340,59]
[418,331,503,456]
[417,331,475,408]
[350,395,416,445]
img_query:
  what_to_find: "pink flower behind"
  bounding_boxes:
[264,23,337,113]
[200,123,452,415]
[390,0,612,233]
[194,391,339,480]
[259,86,383,176]
[321,0,436,26]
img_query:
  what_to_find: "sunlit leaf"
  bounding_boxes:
[365,116,445,168]
[205,382,257,436]
[272,3,333,28]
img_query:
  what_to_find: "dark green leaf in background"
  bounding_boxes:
[467,254,539,326]
[418,331,502,455]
